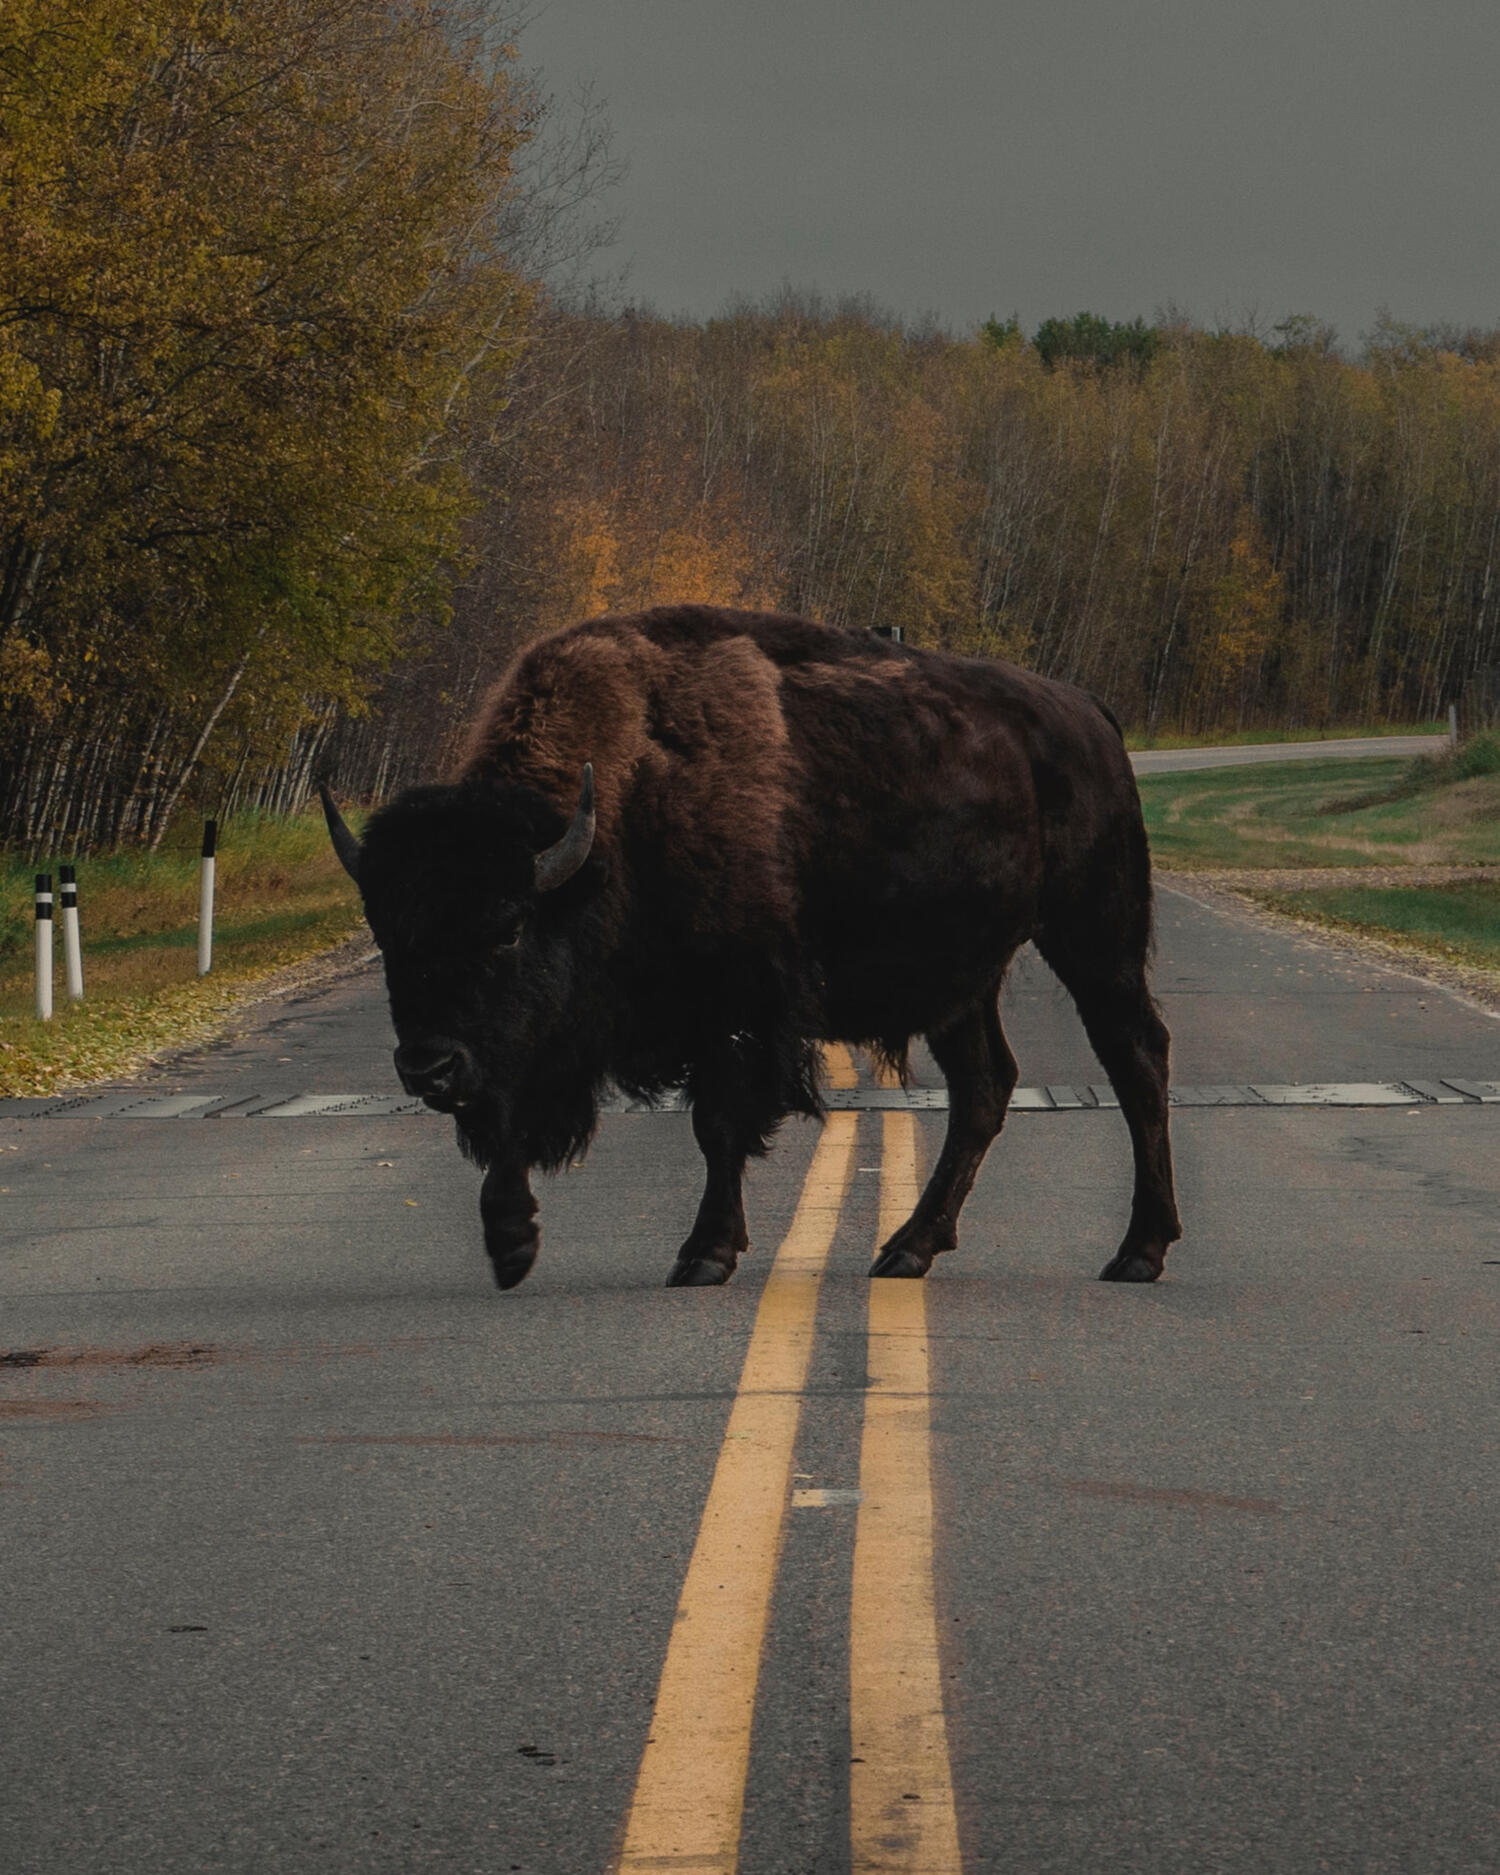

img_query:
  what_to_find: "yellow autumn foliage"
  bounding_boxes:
[0,0,536,845]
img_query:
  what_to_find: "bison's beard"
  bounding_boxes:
[452,1078,602,1174]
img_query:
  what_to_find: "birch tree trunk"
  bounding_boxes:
[147,647,254,851]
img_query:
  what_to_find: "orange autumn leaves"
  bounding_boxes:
[548,484,780,624]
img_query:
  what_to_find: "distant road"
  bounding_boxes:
[1131,732,1448,775]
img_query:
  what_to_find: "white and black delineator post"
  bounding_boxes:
[197,819,216,976]
[1450,702,1459,749]
[35,873,53,1021]
[59,863,83,1002]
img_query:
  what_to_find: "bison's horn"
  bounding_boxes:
[534,763,596,892]
[318,782,362,885]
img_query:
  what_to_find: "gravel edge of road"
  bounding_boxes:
[48,933,382,1094]
[1156,862,1500,890]
[1157,868,1500,1020]
[151,930,382,1067]
[200,930,379,1018]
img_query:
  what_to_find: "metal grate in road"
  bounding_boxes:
[5,1079,1500,1119]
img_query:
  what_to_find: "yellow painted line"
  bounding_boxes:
[616,1111,858,1874]
[824,1041,859,1089]
[850,1110,964,1872]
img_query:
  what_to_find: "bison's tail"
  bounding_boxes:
[1127,790,1158,961]
[1087,692,1156,958]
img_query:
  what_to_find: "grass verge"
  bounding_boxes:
[1251,880,1500,973]
[1137,756,1500,871]
[2,809,367,1096]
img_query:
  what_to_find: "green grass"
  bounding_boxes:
[1125,721,1445,751]
[0,809,364,961]
[1138,756,1500,870]
[1,808,367,1095]
[1255,881,1500,970]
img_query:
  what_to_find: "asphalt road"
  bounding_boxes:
[1130,734,1448,774]
[3,885,1499,1873]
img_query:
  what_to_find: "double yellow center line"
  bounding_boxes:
[851,1109,962,1872]
[615,1057,962,1872]
[615,1111,856,1869]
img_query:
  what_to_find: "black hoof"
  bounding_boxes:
[870,1246,933,1279]
[490,1242,539,1290]
[666,1256,735,1288]
[1099,1249,1164,1283]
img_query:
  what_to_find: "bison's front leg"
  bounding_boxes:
[479,1159,541,1290]
[668,1096,752,1288]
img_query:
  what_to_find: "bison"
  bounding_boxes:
[321,605,1180,1290]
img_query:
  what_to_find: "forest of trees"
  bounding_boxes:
[7,2,1500,852]
[318,298,1500,806]
[0,0,545,849]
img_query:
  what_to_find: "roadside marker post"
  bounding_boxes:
[34,873,53,1021]
[197,820,216,976]
[1450,702,1459,748]
[59,863,83,1002]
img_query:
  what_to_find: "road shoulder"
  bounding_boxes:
[1158,866,1500,1021]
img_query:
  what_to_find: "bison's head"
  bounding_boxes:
[320,769,598,1154]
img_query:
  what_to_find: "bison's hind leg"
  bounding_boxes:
[870,994,1017,1278]
[1034,926,1181,1284]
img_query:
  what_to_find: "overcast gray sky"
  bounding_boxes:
[518,0,1500,345]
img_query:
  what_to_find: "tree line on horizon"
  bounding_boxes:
[333,296,1500,805]
[5,3,1500,852]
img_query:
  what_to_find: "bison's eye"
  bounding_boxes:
[493,917,524,952]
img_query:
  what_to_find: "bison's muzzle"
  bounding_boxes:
[394,1038,474,1109]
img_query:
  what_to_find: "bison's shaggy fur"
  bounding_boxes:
[334,605,1180,1289]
